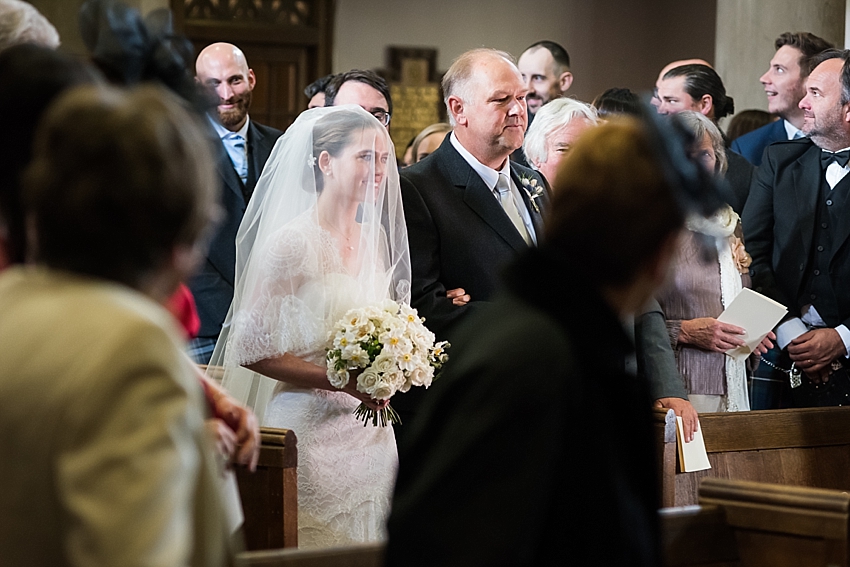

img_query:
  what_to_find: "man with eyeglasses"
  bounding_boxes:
[324,69,393,128]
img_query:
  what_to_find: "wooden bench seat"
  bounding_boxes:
[655,406,850,507]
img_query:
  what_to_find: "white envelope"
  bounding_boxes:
[717,288,788,361]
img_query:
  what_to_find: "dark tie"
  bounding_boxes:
[821,149,850,169]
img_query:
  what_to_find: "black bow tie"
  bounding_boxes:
[821,149,850,169]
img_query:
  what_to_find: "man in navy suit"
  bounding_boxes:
[395,49,548,433]
[732,32,832,166]
[189,43,282,364]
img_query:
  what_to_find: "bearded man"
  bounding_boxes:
[190,42,282,364]
[744,49,850,407]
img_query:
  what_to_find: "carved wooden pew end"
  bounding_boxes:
[236,427,299,551]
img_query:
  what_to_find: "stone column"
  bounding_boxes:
[715,0,844,117]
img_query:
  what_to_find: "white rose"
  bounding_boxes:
[328,367,349,389]
[372,353,397,374]
[357,367,380,395]
[408,365,434,388]
[372,378,395,400]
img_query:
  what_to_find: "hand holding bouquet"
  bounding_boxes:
[326,300,449,426]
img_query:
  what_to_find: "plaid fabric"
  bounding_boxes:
[187,336,217,365]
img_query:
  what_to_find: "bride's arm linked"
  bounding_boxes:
[245,355,386,410]
[234,227,386,410]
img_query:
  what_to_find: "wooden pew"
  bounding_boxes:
[698,478,850,567]
[654,406,850,507]
[236,427,299,550]
[660,505,739,567]
[236,542,385,567]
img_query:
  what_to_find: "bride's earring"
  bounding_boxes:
[318,151,333,179]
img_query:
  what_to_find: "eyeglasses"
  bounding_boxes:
[370,109,391,126]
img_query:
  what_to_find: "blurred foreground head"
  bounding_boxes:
[23,85,219,293]
[544,115,720,311]
[0,0,59,52]
[0,44,99,266]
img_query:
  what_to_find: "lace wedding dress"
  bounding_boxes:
[226,212,398,548]
[213,106,409,548]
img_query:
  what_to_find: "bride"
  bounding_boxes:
[210,106,410,548]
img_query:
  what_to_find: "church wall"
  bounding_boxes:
[334,0,717,103]
[715,0,844,117]
[32,0,715,104]
[27,0,169,57]
[31,0,847,122]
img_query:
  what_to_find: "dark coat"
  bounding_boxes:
[725,149,757,215]
[399,134,549,342]
[743,137,850,329]
[189,118,282,339]
[386,247,661,567]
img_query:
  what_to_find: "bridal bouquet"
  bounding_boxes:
[326,300,449,426]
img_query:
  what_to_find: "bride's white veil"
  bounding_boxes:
[208,105,410,423]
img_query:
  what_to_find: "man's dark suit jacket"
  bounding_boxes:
[731,119,786,167]
[726,149,757,215]
[743,137,850,330]
[399,134,549,342]
[386,248,660,567]
[636,298,690,400]
[189,118,282,340]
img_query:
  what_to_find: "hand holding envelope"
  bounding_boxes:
[717,288,788,361]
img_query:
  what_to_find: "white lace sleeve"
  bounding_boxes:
[225,223,326,367]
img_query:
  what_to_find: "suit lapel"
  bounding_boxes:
[790,146,821,262]
[510,166,547,241]
[440,140,528,252]
[215,141,247,204]
[247,121,274,193]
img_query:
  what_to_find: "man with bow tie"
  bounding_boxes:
[190,43,282,364]
[743,49,850,406]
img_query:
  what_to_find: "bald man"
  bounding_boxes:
[189,43,282,364]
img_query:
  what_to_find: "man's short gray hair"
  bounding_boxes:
[0,0,60,53]
[523,98,597,168]
[442,48,516,127]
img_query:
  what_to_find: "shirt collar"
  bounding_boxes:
[450,132,510,190]
[783,119,803,140]
[208,113,251,141]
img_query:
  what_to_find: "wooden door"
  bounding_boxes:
[171,0,333,132]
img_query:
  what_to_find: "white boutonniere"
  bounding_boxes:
[519,175,544,214]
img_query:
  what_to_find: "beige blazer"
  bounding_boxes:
[0,267,232,567]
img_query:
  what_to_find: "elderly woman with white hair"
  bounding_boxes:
[522,97,597,185]
[656,111,774,413]
[0,0,60,53]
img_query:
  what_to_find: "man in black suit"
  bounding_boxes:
[743,49,850,406]
[400,48,548,341]
[189,43,282,364]
[394,48,547,435]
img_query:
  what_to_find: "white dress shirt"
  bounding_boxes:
[776,145,850,356]
[449,132,537,244]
